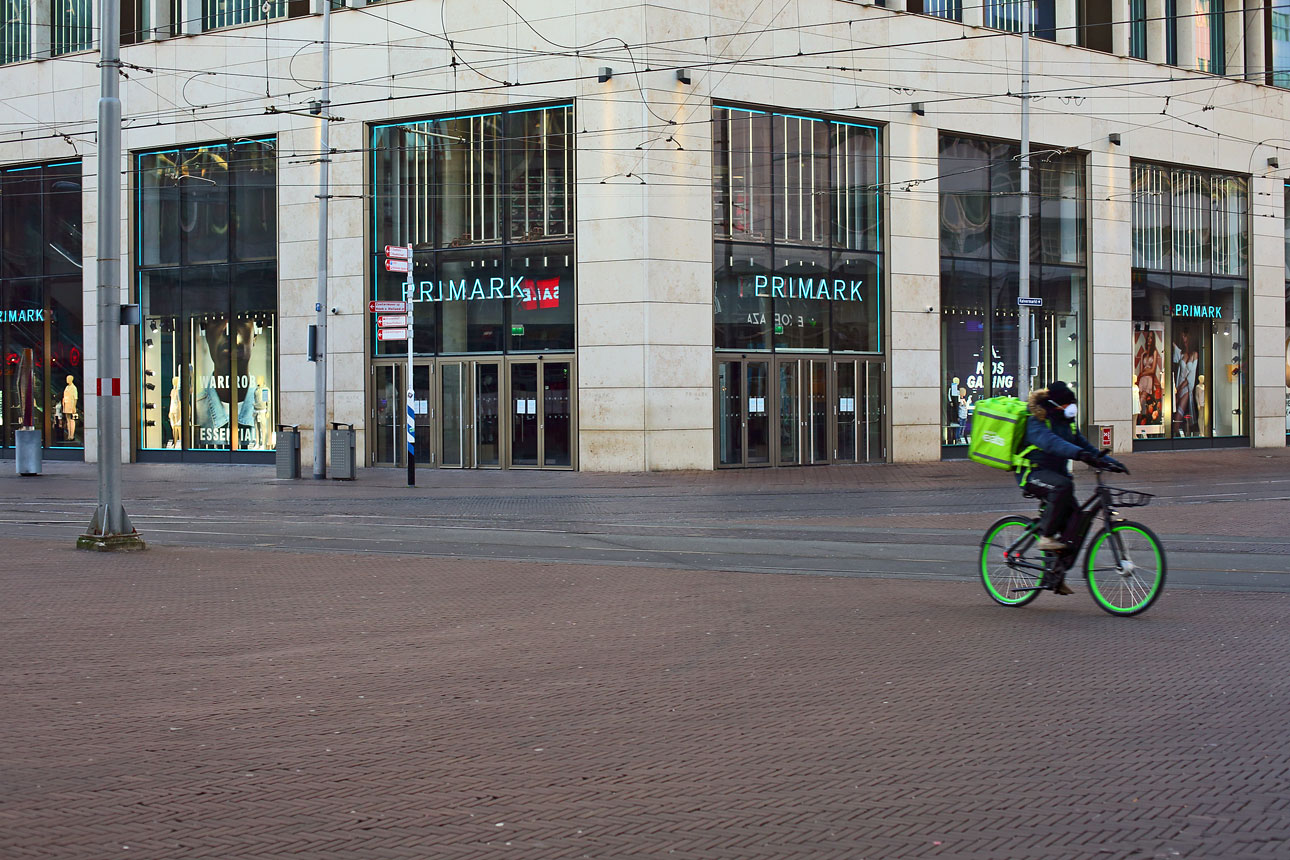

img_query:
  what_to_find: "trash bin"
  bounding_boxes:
[15,428,41,476]
[275,425,300,479]
[329,422,356,480]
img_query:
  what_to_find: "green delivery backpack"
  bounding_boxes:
[967,396,1031,471]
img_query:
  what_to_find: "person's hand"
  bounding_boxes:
[1097,456,1128,473]
[1076,450,1099,464]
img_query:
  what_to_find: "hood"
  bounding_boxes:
[1027,388,1051,420]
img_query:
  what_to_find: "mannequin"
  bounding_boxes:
[253,376,271,449]
[61,375,78,439]
[1131,374,1141,436]
[1195,374,1207,435]
[168,376,182,448]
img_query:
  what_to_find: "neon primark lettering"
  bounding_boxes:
[752,274,864,301]
[0,309,45,323]
[1174,303,1222,319]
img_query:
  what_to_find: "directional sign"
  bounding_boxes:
[384,245,411,259]
[377,327,409,341]
[384,258,411,273]
[1016,296,1044,308]
[377,314,408,328]
[369,300,409,313]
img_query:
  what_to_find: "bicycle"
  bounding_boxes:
[978,459,1167,616]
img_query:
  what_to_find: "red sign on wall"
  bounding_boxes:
[1100,425,1113,449]
[520,277,560,311]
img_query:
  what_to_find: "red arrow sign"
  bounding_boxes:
[377,315,409,328]
[384,258,411,273]
[369,300,409,313]
[384,245,411,259]
[377,328,409,341]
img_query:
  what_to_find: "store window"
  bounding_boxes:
[135,139,277,457]
[713,108,881,354]
[938,135,1086,447]
[712,106,885,468]
[1130,162,1247,446]
[370,104,574,356]
[0,161,83,452]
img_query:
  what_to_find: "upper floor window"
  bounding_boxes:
[1270,0,1290,87]
[51,0,91,55]
[712,107,879,252]
[1,0,30,65]
[907,0,963,22]
[1131,163,1247,276]
[1129,0,1148,59]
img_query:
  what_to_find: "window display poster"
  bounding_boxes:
[189,314,276,450]
[1132,323,1165,436]
[1171,321,1203,437]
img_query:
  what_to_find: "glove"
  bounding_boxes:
[1075,450,1099,464]
[1098,456,1128,473]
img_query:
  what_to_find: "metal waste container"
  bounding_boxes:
[15,428,41,476]
[275,425,300,479]
[329,422,356,480]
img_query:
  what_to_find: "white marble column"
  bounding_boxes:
[887,119,943,462]
[181,0,202,36]
[962,0,983,28]
[1056,0,1078,45]
[1175,0,1200,70]
[1089,148,1135,454]
[1249,176,1287,447]
[1112,0,1132,56]
[30,0,50,59]
[1245,0,1267,82]
[1224,0,1246,78]
[1146,0,1169,63]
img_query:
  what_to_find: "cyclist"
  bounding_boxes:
[1016,381,1124,591]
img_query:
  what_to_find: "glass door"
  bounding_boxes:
[440,361,467,468]
[507,359,574,468]
[542,361,573,467]
[475,362,501,466]
[806,359,829,464]
[510,361,540,467]
[715,358,771,467]
[371,364,403,466]
[778,361,800,465]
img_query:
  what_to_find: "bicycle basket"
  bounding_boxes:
[1106,487,1154,507]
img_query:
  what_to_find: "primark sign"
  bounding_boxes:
[404,277,560,305]
[0,309,44,323]
[752,275,867,302]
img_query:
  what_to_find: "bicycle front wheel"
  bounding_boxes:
[979,515,1044,607]
[1085,521,1167,616]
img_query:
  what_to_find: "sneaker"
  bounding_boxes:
[1054,581,1075,595]
[1037,536,1068,552]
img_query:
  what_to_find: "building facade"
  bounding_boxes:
[0,0,1286,471]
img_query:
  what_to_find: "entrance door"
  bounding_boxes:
[439,360,502,468]
[834,359,886,463]
[508,359,574,468]
[804,358,830,464]
[371,363,433,466]
[716,358,772,467]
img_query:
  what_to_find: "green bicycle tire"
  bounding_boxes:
[980,515,1044,607]
[1085,521,1167,617]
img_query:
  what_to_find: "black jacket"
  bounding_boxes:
[1020,413,1099,478]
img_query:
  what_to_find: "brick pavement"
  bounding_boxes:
[3,537,1289,859]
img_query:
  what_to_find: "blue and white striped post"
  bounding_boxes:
[405,245,415,486]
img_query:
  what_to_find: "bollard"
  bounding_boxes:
[15,428,42,476]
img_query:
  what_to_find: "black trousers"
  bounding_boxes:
[1022,468,1076,539]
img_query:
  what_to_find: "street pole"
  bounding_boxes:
[311,0,333,479]
[1018,0,1033,400]
[405,246,415,487]
[79,0,144,551]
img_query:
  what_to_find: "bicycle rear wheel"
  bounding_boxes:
[979,515,1044,606]
[1085,521,1166,616]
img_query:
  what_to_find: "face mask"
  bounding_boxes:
[1062,403,1078,420]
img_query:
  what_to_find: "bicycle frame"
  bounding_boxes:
[1004,468,1122,581]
